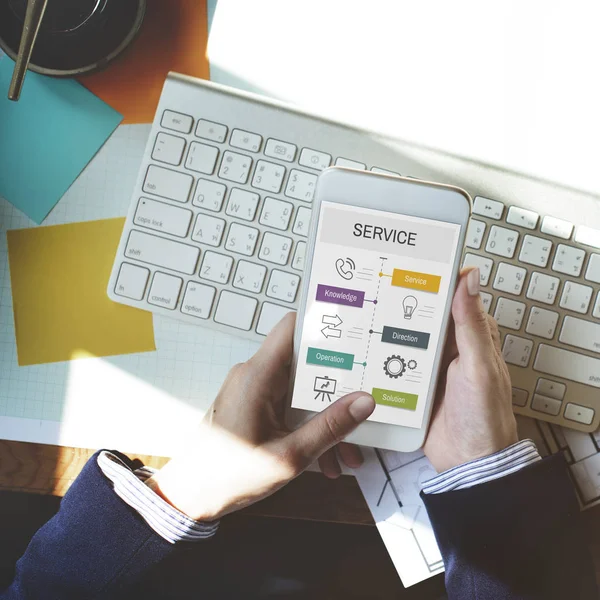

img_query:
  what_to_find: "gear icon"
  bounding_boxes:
[383,355,406,378]
[408,359,417,370]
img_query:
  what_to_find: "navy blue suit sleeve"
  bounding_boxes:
[422,454,598,599]
[0,451,177,600]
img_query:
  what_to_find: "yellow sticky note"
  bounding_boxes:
[7,218,156,366]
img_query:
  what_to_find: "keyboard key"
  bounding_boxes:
[525,307,559,340]
[462,254,494,286]
[473,196,504,219]
[292,206,312,237]
[502,334,533,366]
[266,270,300,303]
[371,167,400,176]
[252,160,286,193]
[492,262,526,295]
[125,230,199,274]
[264,139,297,162]
[575,225,600,249]
[181,282,216,319]
[506,206,539,230]
[230,129,262,152]
[494,298,526,330]
[585,253,600,283]
[195,119,227,143]
[161,110,193,134]
[541,216,573,239]
[559,281,593,314]
[191,214,226,247]
[299,148,331,170]
[559,315,600,353]
[534,344,600,388]
[259,232,292,265]
[465,219,486,249]
[564,403,595,426]
[148,272,183,310]
[594,293,600,319]
[219,151,252,183]
[256,302,294,336]
[511,387,528,407]
[225,223,259,256]
[519,234,552,268]
[526,272,560,304]
[225,188,259,221]
[143,165,193,203]
[134,198,192,238]
[292,241,306,271]
[531,394,562,416]
[259,197,293,231]
[193,179,226,212]
[152,132,186,165]
[285,169,318,202]
[185,142,219,174]
[535,378,566,400]
[480,291,493,313]
[485,225,519,258]
[552,244,585,276]
[335,157,366,170]
[114,263,150,301]
[200,251,233,284]
[233,260,267,293]
[214,290,258,331]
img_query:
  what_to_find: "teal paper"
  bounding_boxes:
[0,55,122,223]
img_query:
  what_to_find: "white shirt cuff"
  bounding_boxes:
[422,439,542,494]
[97,451,218,544]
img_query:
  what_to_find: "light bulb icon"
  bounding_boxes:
[402,295,418,320]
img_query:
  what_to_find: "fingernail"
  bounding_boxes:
[467,268,480,296]
[349,395,375,421]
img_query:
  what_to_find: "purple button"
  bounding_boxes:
[316,284,365,308]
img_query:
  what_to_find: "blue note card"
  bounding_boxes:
[0,55,122,223]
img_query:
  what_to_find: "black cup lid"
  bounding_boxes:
[0,0,145,76]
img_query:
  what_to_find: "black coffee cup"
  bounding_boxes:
[0,0,146,77]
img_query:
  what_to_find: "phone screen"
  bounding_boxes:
[291,200,462,429]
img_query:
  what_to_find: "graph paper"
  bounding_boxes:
[0,125,259,456]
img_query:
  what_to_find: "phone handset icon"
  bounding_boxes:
[335,257,355,280]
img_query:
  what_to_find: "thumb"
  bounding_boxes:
[452,267,494,365]
[282,392,375,468]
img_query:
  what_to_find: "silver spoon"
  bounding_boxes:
[8,0,50,101]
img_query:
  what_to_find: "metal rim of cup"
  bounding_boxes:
[0,0,146,78]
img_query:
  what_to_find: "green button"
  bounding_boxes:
[307,347,354,370]
[372,388,418,411]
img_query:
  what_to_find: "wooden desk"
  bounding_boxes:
[2,439,600,587]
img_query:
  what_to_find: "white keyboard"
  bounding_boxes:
[108,73,600,434]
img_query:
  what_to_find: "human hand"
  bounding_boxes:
[423,267,518,473]
[147,313,375,521]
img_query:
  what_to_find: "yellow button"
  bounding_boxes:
[391,269,441,293]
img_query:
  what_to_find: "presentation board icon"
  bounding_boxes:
[335,257,355,280]
[314,375,337,401]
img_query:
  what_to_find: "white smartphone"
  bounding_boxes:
[285,168,471,452]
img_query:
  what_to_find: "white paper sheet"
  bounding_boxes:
[354,415,600,587]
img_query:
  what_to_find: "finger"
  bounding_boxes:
[282,392,375,468]
[318,448,341,479]
[451,267,495,365]
[486,313,502,354]
[337,442,364,468]
[251,311,296,371]
[441,317,458,370]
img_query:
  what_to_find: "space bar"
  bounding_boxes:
[534,345,600,388]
